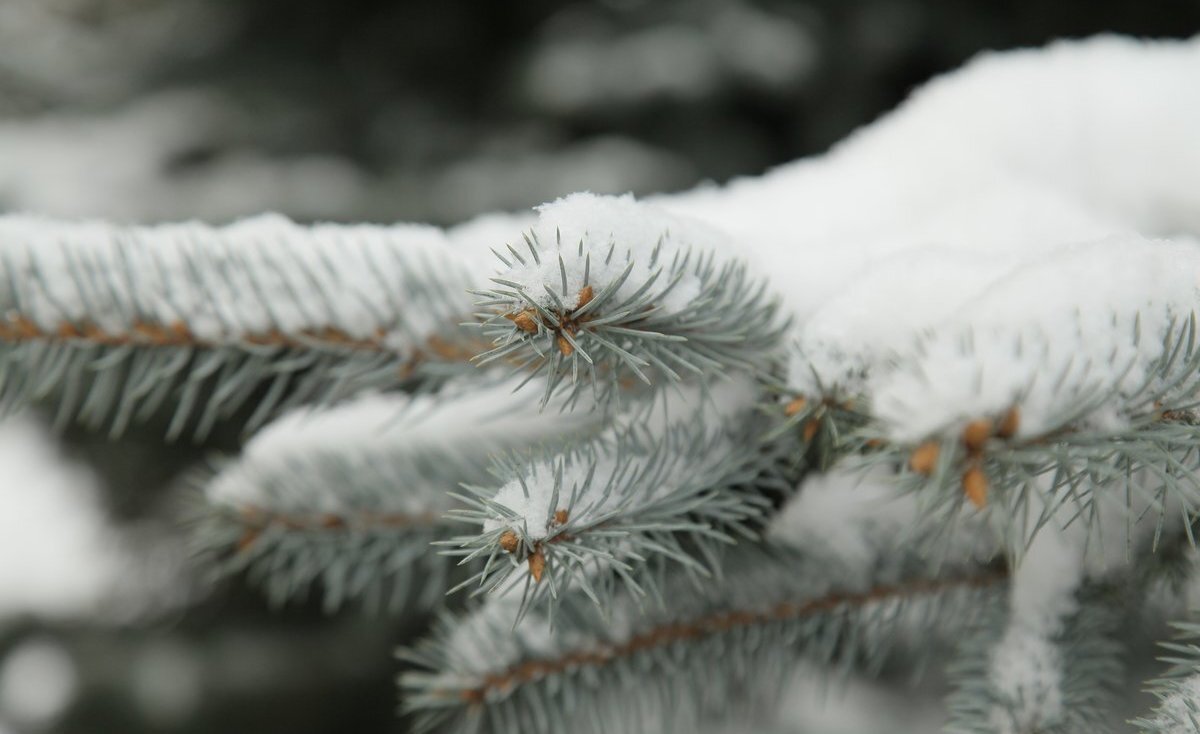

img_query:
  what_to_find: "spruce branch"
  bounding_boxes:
[400,545,1006,734]
[941,473,1160,734]
[1132,622,1200,733]
[471,194,786,404]
[0,214,483,439]
[194,375,600,612]
[439,374,788,616]
[774,314,1200,555]
[945,583,1124,734]
[773,387,873,472]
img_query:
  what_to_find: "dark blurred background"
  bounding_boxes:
[0,2,1196,733]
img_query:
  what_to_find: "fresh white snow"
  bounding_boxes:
[207,375,602,514]
[0,213,476,351]
[490,192,731,315]
[483,373,760,539]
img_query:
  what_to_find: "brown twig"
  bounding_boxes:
[0,313,489,359]
[233,506,442,552]
[453,567,1008,703]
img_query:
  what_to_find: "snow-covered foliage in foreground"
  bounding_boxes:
[198,376,601,611]
[0,214,490,438]
[3,32,1200,734]
[405,35,1200,733]
[473,193,784,401]
[664,35,1200,442]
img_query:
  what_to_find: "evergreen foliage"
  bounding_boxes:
[3,34,1200,733]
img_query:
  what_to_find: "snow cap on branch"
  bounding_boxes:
[444,372,778,611]
[481,372,761,540]
[198,375,600,612]
[475,193,785,400]
[0,213,484,437]
[784,233,1200,445]
[207,375,600,515]
[0,212,475,348]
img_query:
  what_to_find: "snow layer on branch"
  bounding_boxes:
[207,375,599,515]
[445,210,537,274]
[973,477,1171,733]
[870,236,1200,442]
[664,36,1200,266]
[1142,675,1200,732]
[496,192,729,314]
[769,465,998,590]
[474,192,783,400]
[768,467,917,582]
[481,373,759,540]
[0,213,476,349]
[986,525,1081,733]
[652,36,1200,442]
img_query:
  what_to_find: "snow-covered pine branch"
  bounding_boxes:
[946,583,1123,734]
[634,39,1200,562]
[0,213,482,439]
[406,456,997,732]
[441,373,788,614]
[195,375,599,612]
[936,452,1175,733]
[473,193,786,404]
[770,456,1158,733]
[1133,622,1200,733]
[8,30,1200,734]
[401,543,1004,734]
[944,514,1123,734]
[766,234,1200,549]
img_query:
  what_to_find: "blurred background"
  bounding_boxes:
[0,1,1197,732]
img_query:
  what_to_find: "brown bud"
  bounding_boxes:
[802,419,819,442]
[498,530,520,553]
[962,464,988,508]
[554,508,569,526]
[996,407,1020,439]
[908,441,940,475]
[962,418,994,453]
[576,284,594,310]
[557,334,574,357]
[506,309,538,334]
[783,396,808,417]
[528,548,546,582]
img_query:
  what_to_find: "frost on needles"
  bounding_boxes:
[473,193,785,403]
[442,374,788,615]
[195,375,601,612]
[3,33,1200,734]
[0,214,481,439]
